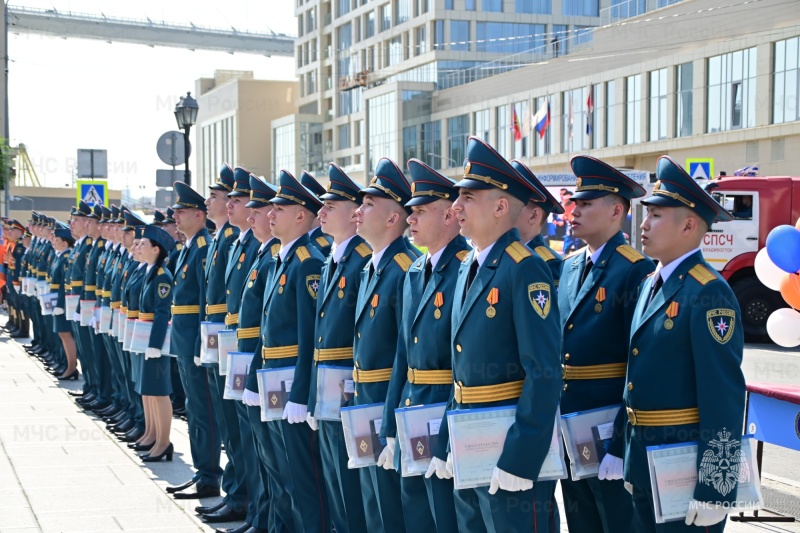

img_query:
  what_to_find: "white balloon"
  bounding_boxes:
[755,248,786,291]
[766,308,800,348]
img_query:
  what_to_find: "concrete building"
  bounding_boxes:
[194,71,298,190]
[7,185,122,223]
[275,0,800,185]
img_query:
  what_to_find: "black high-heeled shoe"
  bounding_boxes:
[129,441,154,451]
[57,370,79,381]
[141,443,173,462]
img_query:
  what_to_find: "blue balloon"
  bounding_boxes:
[766,225,800,273]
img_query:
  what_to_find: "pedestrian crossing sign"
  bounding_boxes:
[685,159,715,180]
[76,180,108,207]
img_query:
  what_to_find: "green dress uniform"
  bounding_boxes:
[556,156,655,533]
[300,170,335,258]
[381,160,467,533]
[169,181,222,490]
[84,207,113,408]
[448,137,561,533]
[352,158,416,533]
[251,170,330,533]
[624,157,746,533]
[308,163,371,533]
[50,233,72,334]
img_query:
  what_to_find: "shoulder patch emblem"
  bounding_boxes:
[316,235,330,247]
[707,309,736,344]
[296,245,311,262]
[196,236,207,248]
[394,253,413,272]
[616,245,645,263]
[355,242,372,258]
[306,274,321,299]
[689,264,716,286]
[158,283,171,299]
[224,227,234,238]
[534,246,556,262]
[455,249,470,262]
[528,283,551,319]
[505,241,532,263]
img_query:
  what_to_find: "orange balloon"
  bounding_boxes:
[780,273,800,310]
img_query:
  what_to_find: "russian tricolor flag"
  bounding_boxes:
[533,101,551,140]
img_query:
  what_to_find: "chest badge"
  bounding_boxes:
[594,287,606,313]
[370,294,379,318]
[486,288,498,318]
[707,308,736,344]
[278,274,286,294]
[338,276,346,299]
[434,292,444,319]
[528,283,551,319]
[664,301,679,330]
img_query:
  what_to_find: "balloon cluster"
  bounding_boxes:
[755,219,800,347]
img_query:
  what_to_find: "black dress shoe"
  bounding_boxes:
[68,390,86,397]
[166,479,196,494]
[105,413,128,425]
[196,499,226,515]
[201,505,246,523]
[130,441,154,451]
[57,370,80,381]
[120,428,144,442]
[88,402,112,412]
[215,523,254,533]
[97,405,120,417]
[173,482,220,500]
[113,420,135,434]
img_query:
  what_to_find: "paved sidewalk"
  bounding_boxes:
[1,322,798,533]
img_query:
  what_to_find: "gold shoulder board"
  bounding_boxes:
[355,243,372,258]
[393,253,413,272]
[224,227,234,238]
[455,249,470,262]
[316,236,330,247]
[534,246,556,262]
[688,264,716,286]
[157,267,165,275]
[505,241,532,264]
[616,245,645,263]
[296,246,311,262]
[196,236,207,248]
[270,243,281,256]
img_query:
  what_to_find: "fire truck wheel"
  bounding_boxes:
[733,276,787,343]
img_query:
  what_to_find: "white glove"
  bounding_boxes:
[376,437,396,471]
[624,481,633,495]
[425,456,453,480]
[242,389,261,407]
[488,467,533,495]
[53,307,64,316]
[89,316,97,327]
[282,401,308,424]
[194,356,202,366]
[306,413,318,431]
[598,454,624,480]
[73,312,80,322]
[685,499,728,527]
[144,347,162,360]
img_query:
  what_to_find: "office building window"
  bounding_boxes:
[533,96,551,156]
[366,12,375,38]
[774,36,799,124]
[380,4,391,32]
[626,74,642,144]
[450,21,469,51]
[434,20,444,50]
[448,114,470,168]
[477,23,545,54]
[396,0,411,23]
[649,68,667,141]
[336,0,350,18]
[420,121,442,168]
[563,0,598,16]
[337,124,350,150]
[307,8,316,33]
[300,122,324,174]
[273,123,296,180]
[418,0,430,14]
[466,0,476,9]
[606,80,616,147]
[496,105,509,158]
[416,26,427,55]
[403,126,417,164]
[445,0,454,8]
[387,36,403,66]
[513,101,529,158]
[562,88,589,152]
[707,47,757,132]
[368,92,398,173]
[516,0,551,13]
[676,62,693,137]
[483,0,503,11]
[474,109,490,141]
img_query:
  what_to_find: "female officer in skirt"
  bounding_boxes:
[52,222,79,380]
[136,224,176,462]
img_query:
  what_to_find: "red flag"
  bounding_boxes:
[586,84,594,137]
[512,107,522,142]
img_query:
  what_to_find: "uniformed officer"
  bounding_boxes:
[167,181,223,500]
[6,220,27,337]
[200,163,247,522]
[510,160,565,284]
[306,163,371,533]
[383,159,467,533]
[161,206,186,418]
[625,156,746,532]
[240,174,293,533]
[51,221,79,380]
[352,157,416,533]
[255,169,330,532]
[433,136,561,532]
[556,155,655,533]
[300,170,334,257]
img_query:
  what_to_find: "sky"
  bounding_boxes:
[7,0,297,192]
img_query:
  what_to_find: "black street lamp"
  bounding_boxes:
[174,91,199,186]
